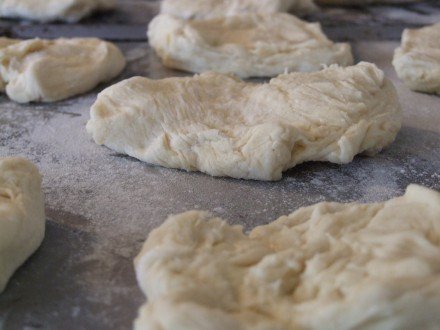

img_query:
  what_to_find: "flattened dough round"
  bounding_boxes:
[87,62,401,181]
[160,0,317,19]
[0,37,126,103]
[134,184,440,330]
[148,13,353,78]
[0,157,45,293]
[0,0,115,22]
[392,23,440,95]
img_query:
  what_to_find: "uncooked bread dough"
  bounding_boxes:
[148,13,353,78]
[0,0,115,22]
[0,157,45,293]
[134,184,440,329]
[87,62,401,181]
[0,37,126,103]
[392,23,440,95]
[160,0,317,19]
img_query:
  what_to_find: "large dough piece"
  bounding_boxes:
[160,0,317,19]
[392,23,440,95]
[134,184,440,329]
[0,0,115,22]
[0,158,45,293]
[87,62,401,181]
[148,13,353,78]
[0,37,126,103]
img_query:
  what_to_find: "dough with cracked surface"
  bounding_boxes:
[392,23,440,95]
[160,0,317,19]
[134,184,440,329]
[0,157,45,293]
[0,0,115,22]
[0,37,126,103]
[87,62,401,181]
[148,13,353,78]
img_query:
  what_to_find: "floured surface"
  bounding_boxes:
[0,37,126,103]
[393,23,440,95]
[87,62,400,181]
[160,0,316,19]
[0,157,45,293]
[0,40,438,330]
[134,185,440,330]
[0,0,115,22]
[148,13,353,78]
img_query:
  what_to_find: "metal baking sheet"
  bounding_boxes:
[0,1,439,329]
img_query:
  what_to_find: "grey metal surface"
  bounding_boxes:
[0,1,439,329]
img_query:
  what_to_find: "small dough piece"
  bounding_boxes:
[87,62,401,181]
[160,0,317,19]
[134,184,440,330]
[148,13,353,78]
[392,23,440,95]
[0,158,45,293]
[0,0,115,23]
[0,37,126,103]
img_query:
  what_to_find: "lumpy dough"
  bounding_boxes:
[160,0,317,19]
[0,158,45,293]
[0,37,126,103]
[392,23,440,95]
[0,0,115,22]
[134,184,440,330]
[148,13,353,78]
[87,62,402,181]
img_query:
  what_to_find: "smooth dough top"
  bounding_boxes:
[134,184,440,330]
[0,157,45,293]
[148,13,353,78]
[87,62,401,181]
[160,0,317,19]
[392,23,440,94]
[0,37,126,103]
[0,0,115,22]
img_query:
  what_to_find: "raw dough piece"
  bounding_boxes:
[0,37,126,103]
[87,62,401,181]
[160,0,317,19]
[0,0,115,22]
[392,23,440,95]
[134,184,440,330]
[0,158,45,293]
[148,13,353,78]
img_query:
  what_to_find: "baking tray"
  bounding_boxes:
[0,1,439,329]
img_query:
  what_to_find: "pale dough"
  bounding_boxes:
[0,37,126,103]
[87,62,401,181]
[392,23,440,95]
[134,184,440,330]
[0,0,115,22]
[148,13,353,78]
[160,0,317,19]
[0,157,45,293]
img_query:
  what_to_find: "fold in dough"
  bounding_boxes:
[392,23,440,95]
[87,62,401,181]
[0,158,45,293]
[0,0,115,22]
[134,184,440,330]
[160,0,317,19]
[148,13,353,78]
[0,37,126,103]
